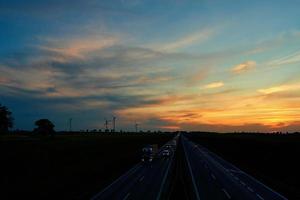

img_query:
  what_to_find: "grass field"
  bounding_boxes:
[0,133,173,199]
[187,133,300,200]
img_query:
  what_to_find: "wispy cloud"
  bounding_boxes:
[204,81,224,89]
[157,28,216,51]
[267,50,300,66]
[231,61,256,74]
[258,83,300,95]
[0,32,180,122]
[38,35,119,60]
[185,67,211,86]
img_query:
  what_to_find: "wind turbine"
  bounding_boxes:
[112,116,116,132]
[135,122,139,133]
[104,118,111,132]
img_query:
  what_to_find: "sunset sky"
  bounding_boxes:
[1,0,300,132]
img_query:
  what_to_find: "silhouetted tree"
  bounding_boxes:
[34,119,55,136]
[0,104,13,133]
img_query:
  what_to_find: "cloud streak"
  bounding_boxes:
[268,50,300,66]
[231,61,256,74]
[156,28,216,51]
[258,83,300,95]
[38,35,119,60]
[204,81,224,89]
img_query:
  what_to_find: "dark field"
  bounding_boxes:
[186,133,300,200]
[0,133,173,199]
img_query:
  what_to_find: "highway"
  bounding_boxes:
[181,135,288,200]
[91,135,179,200]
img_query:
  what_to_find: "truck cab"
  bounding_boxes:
[141,144,158,162]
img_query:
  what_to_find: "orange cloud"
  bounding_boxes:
[231,60,256,74]
[115,83,300,132]
[258,83,300,94]
[40,35,118,60]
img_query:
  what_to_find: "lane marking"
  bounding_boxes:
[211,174,216,180]
[240,181,246,186]
[91,164,141,200]
[186,138,288,200]
[182,137,201,200]
[123,193,130,200]
[156,139,178,200]
[247,186,254,192]
[139,176,144,182]
[229,169,242,173]
[256,193,264,200]
[195,143,288,200]
[222,188,231,199]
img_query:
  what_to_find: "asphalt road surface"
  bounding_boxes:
[91,135,179,200]
[181,135,288,200]
[91,134,287,200]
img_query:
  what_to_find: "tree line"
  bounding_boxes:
[0,104,55,135]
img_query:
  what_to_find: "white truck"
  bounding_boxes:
[141,144,158,162]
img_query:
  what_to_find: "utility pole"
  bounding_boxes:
[69,118,72,132]
[112,116,116,132]
[135,122,139,133]
[104,118,110,132]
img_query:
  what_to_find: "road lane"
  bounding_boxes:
[91,136,179,200]
[182,135,287,200]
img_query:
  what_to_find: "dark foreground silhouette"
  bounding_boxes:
[0,132,299,199]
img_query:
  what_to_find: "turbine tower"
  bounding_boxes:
[135,122,139,133]
[104,118,110,132]
[112,116,116,132]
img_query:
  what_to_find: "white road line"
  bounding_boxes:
[211,174,216,180]
[182,137,201,200]
[123,193,130,200]
[91,164,140,200]
[187,138,288,200]
[256,193,265,200]
[222,188,231,199]
[247,186,254,192]
[156,139,178,200]
[240,181,246,186]
[139,176,144,182]
[229,169,242,173]
[196,143,288,200]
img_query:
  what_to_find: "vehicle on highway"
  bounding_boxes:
[161,149,171,157]
[141,144,158,162]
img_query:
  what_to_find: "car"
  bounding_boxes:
[141,154,153,162]
[141,145,154,162]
